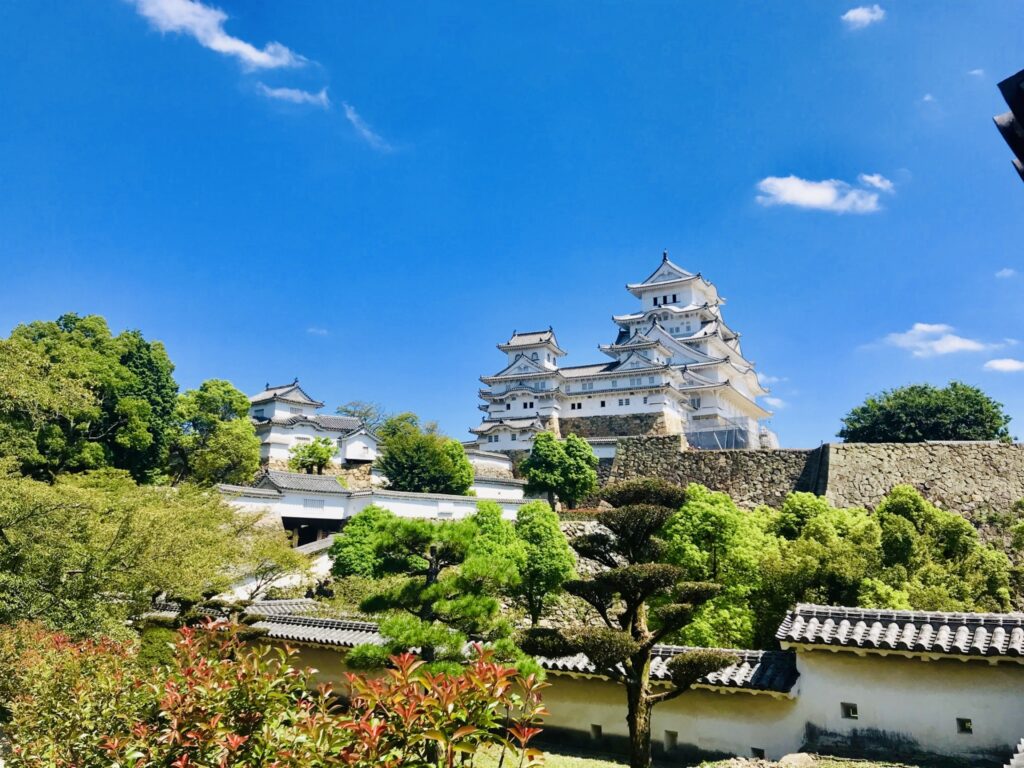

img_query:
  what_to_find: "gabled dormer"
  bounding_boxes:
[249,378,323,421]
[626,251,720,311]
[496,327,565,370]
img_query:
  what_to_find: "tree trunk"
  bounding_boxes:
[626,681,653,768]
[547,490,556,509]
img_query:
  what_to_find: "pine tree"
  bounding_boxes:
[514,501,576,625]
[521,478,736,768]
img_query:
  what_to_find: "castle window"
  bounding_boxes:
[663,295,668,304]
[531,352,539,361]
[690,397,702,410]
[841,702,858,720]
[672,294,677,302]
[303,498,325,510]
[957,718,973,735]
[506,404,511,410]
[600,400,606,408]
[648,376,655,384]
[511,433,517,441]
[643,397,648,404]
[290,407,302,415]
[653,297,659,306]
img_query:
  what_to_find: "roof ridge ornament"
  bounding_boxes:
[662,249,668,262]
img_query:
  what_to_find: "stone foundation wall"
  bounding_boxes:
[557,413,671,439]
[608,435,817,508]
[607,438,1024,515]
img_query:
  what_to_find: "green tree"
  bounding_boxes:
[288,436,337,474]
[376,415,473,495]
[521,478,735,768]
[347,503,527,672]
[0,464,303,636]
[169,379,260,486]
[513,500,576,625]
[838,381,1012,443]
[520,432,598,509]
[329,505,394,578]
[0,314,179,482]
[336,400,388,430]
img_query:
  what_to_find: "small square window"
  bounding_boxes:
[664,731,678,751]
[751,748,766,759]
[511,434,517,441]
[841,702,858,720]
[600,400,606,408]
[590,724,602,741]
[957,718,973,735]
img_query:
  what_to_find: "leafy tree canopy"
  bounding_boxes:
[838,381,1012,443]
[376,414,473,495]
[513,500,576,625]
[288,436,337,475]
[520,432,598,509]
[0,464,305,636]
[336,400,388,430]
[0,314,178,482]
[169,379,260,486]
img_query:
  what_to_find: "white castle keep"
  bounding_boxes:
[470,252,778,451]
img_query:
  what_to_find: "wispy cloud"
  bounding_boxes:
[758,373,787,386]
[258,83,329,108]
[985,358,1024,373]
[841,4,885,29]
[756,174,889,214]
[968,68,985,78]
[343,102,392,152]
[858,173,894,192]
[996,267,1018,279]
[763,396,787,409]
[131,0,305,69]
[306,326,329,336]
[921,93,936,104]
[883,323,995,358]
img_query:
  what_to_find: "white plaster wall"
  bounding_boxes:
[260,422,345,465]
[252,401,318,421]
[340,432,377,462]
[470,479,525,500]
[794,650,1024,761]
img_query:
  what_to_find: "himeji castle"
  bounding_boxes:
[469,252,778,452]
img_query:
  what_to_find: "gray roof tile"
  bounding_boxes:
[258,471,350,495]
[246,599,319,617]
[776,603,1024,659]
[252,615,385,647]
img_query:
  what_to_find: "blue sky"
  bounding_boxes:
[1,1,1022,447]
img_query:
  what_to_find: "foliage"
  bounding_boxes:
[0,466,308,636]
[349,504,532,673]
[376,414,473,495]
[514,501,576,625]
[838,381,1012,443]
[169,378,260,486]
[288,436,337,474]
[337,400,389,430]
[0,314,178,482]
[521,478,733,768]
[520,432,598,509]
[329,504,395,578]
[0,620,547,768]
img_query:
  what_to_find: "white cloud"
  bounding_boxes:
[996,267,1018,279]
[921,93,936,103]
[985,358,1024,372]
[841,4,885,29]
[968,68,985,77]
[858,173,894,192]
[343,102,392,152]
[755,175,882,214]
[764,397,787,409]
[883,323,994,357]
[306,326,329,336]
[758,373,787,386]
[258,83,329,108]
[131,0,304,69]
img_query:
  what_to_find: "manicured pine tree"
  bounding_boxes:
[521,478,736,768]
[514,500,576,625]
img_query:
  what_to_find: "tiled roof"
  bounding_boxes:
[245,599,319,617]
[559,362,619,378]
[217,483,281,498]
[502,329,556,347]
[258,471,350,495]
[776,604,1024,659]
[252,615,385,647]
[253,414,362,433]
[249,380,324,407]
[470,418,543,434]
[537,646,798,695]
[295,535,337,556]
